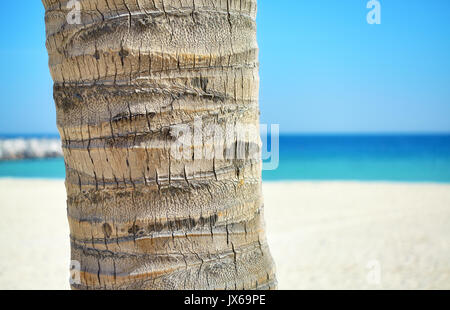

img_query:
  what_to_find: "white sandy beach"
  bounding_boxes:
[0,179,449,289]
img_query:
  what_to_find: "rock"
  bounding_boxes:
[0,138,63,160]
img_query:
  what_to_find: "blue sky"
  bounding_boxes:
[0,1,449,135]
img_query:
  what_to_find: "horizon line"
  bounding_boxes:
[2,132,450,138]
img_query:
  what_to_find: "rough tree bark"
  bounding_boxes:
[42,0,276,289]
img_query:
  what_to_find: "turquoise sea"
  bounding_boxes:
[1,135,450,182]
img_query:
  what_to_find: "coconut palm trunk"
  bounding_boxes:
[42,0,276,289]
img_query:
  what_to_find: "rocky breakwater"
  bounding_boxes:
[0,138,63,160]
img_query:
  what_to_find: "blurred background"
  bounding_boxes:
[0,1,449,289]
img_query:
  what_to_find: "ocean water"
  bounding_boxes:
[0,157,65,179]
[262,135,450,182]
[1,135,450,182]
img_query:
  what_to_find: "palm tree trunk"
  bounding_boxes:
[42,0,276,289]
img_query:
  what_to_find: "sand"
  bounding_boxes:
[0,179,449,290]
